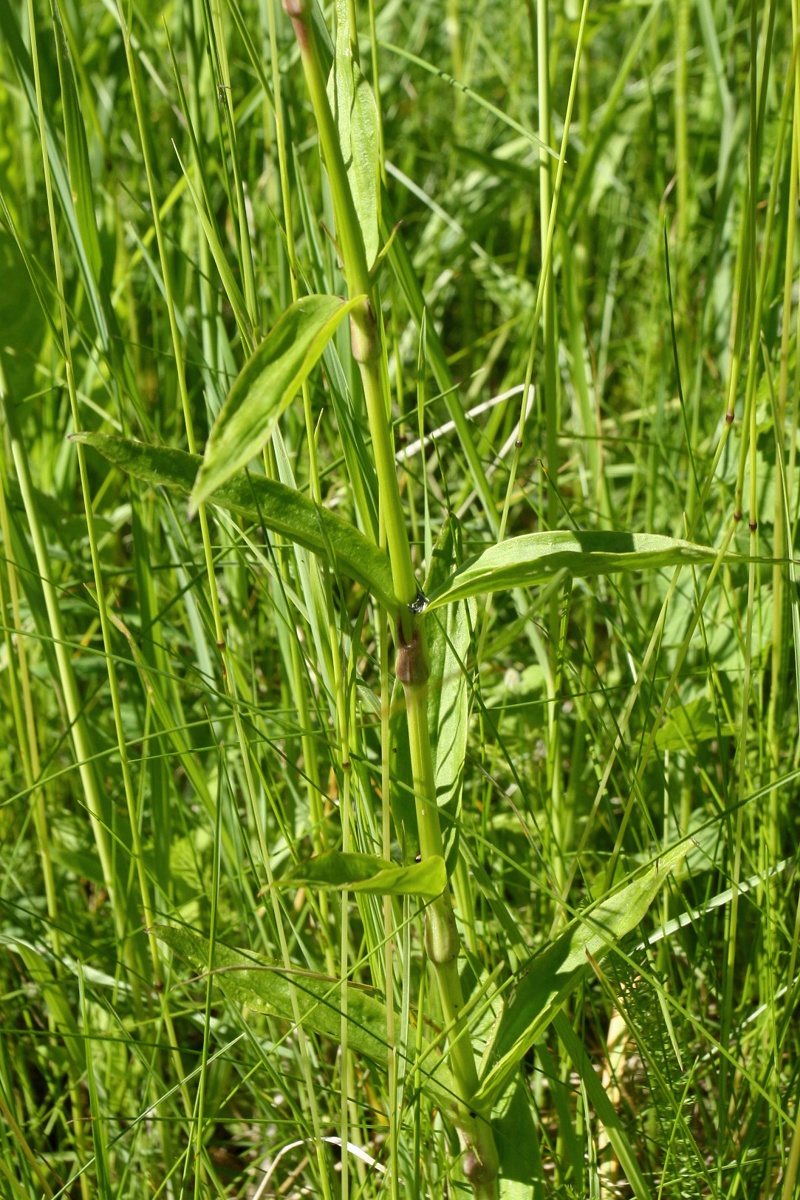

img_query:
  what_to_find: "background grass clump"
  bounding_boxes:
[1,0,800,1197]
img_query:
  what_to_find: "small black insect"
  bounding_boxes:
[408,589,429,615]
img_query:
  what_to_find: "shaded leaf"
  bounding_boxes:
[74,433,397,611]
[53,2,102,283]
[554,1011,654,1200]
[427,531,720,609]
[655,697,733,753]
[154,924,457,1111]
[282,850,446,897]
[495,1077,543,1199]
[191,294,364,510]
[475,843,690,1111]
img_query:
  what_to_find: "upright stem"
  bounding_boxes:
[282,2,498,1191]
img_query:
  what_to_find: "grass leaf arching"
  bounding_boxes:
[190,292,365,512]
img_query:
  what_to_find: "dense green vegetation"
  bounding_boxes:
[1,0,798,1197]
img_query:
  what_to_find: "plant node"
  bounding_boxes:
[349,301,380,364]
[424,902,459,964]
[396,625,429,686]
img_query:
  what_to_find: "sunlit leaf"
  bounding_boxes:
[426,519,475,874]
[427,531,720,610]
[282,850,446,897]
[655,697,733,753]
[475,842,690,1111]
[74,433,397,611]
[191,293,364,510]
[327,0,380,267]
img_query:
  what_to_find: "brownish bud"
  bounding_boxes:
[396,626,429,687]
[281,0,308,48]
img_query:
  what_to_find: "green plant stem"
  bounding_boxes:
[283,2,498,1190]
[283,0,416,615]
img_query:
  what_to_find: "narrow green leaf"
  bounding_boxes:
[191,294,364,511]
[426,520,475,873]
[475,843,690,1111]
[73,433,397,611]
[282,850,446,897]
[327,0,381,267]
[78,963,112,1199]
[154,925,457,1111]
[554,1011,654,1200]
[52,1,102,283]
[427,531,720,610]
[494,1077,543,1199]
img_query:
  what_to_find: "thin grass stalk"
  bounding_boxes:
[768,37,800,841]
[265,0,338,992]
[719,0,771,1158]
[379,614,399,1200]
[20,0,132,957]
[193,751,223,1200]
[0,426,60,959]
[533,0,567,889]
[207,0,259,326]
[30,14,210,1154]
[119,11,338,1189]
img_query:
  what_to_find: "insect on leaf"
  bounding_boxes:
[191,293,365,511]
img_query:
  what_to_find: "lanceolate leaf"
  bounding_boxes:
[327,0,381,267]
[475,843,690,1112]
[282,850,446,897]
[154,925,458,1111]
[74,433,397,611]
[426,531,720,610]
[191,293,364,510]
[426,520,474,874]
